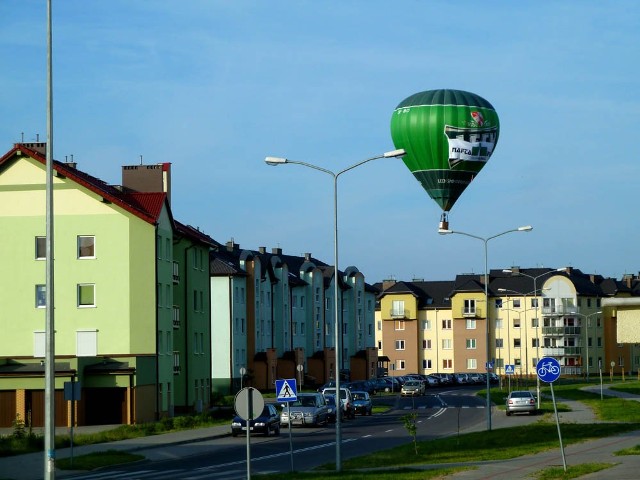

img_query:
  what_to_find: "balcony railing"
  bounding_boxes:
[541,346,582,356]
[389,309,410,319]
[460,306,483,318]
[542,326,581,336]
[172,262,180,284]
[542,305,578,315]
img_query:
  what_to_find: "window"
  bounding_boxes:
[442,359,452,369]
[466,319,476,329]
[514,338,521,348]
[36,285,46,308]
[377,340,382,350]
[442,339,452,349]
[422,320,430,330]
[513,318,521,328]
[467,358,477,369]
[442,319,452,330]
[423,359,432,369]
[513,299,521,308]
[35,236,46,259]
[531,317,539,328]
[464,299,476,314]
[377,320,382,331]
[496,299,503,308]
[532,338,539,348]
[466,338,477,349]
[496,338,504,348]
[495,318,503,329]
[395,340,405,350]
[78,236,95,258]
[396,360,405,370]
[78,284,96,307]
[423,339,432,349]
[531,298,539,308]
[395,320,405,331]
[77,330,98,356]
[391,300,405,316]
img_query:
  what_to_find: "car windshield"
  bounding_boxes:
[352,392,366,400]
[511,392,532,398]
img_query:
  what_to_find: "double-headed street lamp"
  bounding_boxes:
[438,225,533,431]
[265,148,405,472]
[502,268,563,407]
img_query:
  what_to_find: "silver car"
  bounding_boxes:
[505,390,537,416]
[401,380,425,396]
[280,393,329,427]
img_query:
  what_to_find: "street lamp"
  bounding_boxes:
[574,311,602,382]
[502,268,563,407]
[438,225,533,431]
[265,148,405,471]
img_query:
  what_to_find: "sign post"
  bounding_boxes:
[536,357,565,472]
[234,387,264,480]
[63,380,81,467]
[276,379,297,472]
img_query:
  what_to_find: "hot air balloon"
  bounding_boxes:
[390,89,499,228]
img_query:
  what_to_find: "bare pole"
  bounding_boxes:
[44,0,56,478]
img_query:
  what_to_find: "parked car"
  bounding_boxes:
[322,387,355,418]
[424,375,439,387]
[370,377,393,393]
[317,380,336,392]
[280,393,329,427]
[231,403,281,437]
[351,391,373,416]
[431,373,453,385]
[346,380,375,395]
[505,390,537,416]
[324,394,340,423]
[401,380,425,396]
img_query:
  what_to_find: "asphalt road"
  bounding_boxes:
[62,387,494,480]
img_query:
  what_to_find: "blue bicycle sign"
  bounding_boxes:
[537,357,561,383]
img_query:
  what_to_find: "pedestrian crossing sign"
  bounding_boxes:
[505,364,515,375]
[275,379,297,402]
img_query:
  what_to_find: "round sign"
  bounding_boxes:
[536,357,561,383]
[610,361,615,368]
[296,364,303,372]
[240,367,246,375]
[234,387,264,420]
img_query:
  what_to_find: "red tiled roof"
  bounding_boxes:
[0,144,162,225]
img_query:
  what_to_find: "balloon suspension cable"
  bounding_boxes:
[439,212,449,230]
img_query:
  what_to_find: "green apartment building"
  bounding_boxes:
[0,143,211,427]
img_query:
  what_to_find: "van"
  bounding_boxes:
[321,387,355,419]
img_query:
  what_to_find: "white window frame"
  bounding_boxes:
[77,235,96,259]
[466,319,476,329]
[35,236,46,260]
[36,285,46,308]
[395,340,405,350]
[467,358,477,369]
[466,338,477,349]
[442,338,452,350]
[77,283,96,308]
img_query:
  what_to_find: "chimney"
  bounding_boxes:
[259,247,266,254]
[17,142,47,155]
[304,253,312,261]
[121,162,172,204]
[509,266,521,274]
[382,278,396,291]
[272,247,282,255]
[226,239,239,252]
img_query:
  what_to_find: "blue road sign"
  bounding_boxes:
[275,378,297,402]
[485,361,494,370]
[537,357,561,383]
[505,364,515,375]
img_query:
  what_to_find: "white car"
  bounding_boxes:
[322,387,355,418]
[401,380,425,396]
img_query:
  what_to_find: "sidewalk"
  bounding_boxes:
[1,386,640,480]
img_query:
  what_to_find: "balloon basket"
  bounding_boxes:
[439,213,449,230]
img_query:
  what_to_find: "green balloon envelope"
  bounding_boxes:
[390,89,499,212]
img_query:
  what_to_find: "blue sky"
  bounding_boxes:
[2,1,639,284]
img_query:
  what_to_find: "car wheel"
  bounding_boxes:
[506,411,511,416]
[264,425,271,437]
[275,424,281,436]
[232,431,238,437]
[368,409,372,416]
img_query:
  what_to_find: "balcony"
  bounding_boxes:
[542,326,581,336]
[542,305,578,315]
[541,346,582,356]
[389,309,410,319]
[460,306,483,318]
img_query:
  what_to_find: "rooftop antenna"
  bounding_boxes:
[140,155,143,165]
[21,132,24,142]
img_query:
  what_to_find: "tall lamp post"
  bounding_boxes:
[575,311,602,382]
[265,148,405,471]
[502,269,563,408]
[439,225,533,431]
